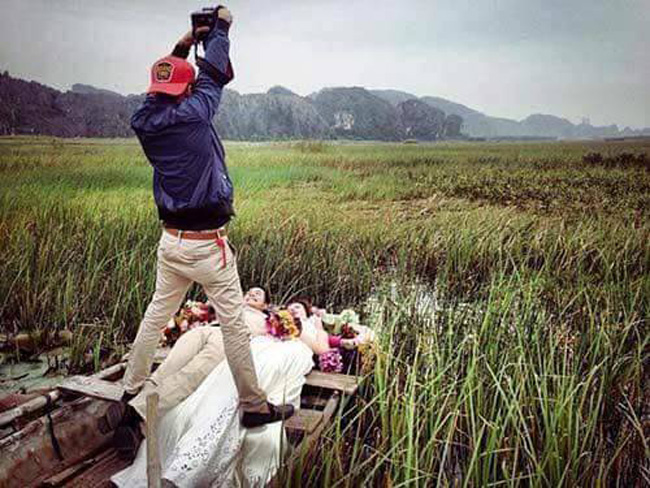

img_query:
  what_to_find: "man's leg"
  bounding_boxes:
[130,328,226,420]
[129,327,209,419]
[122,251,192,396]
[110,238,193,460]
[197,242,267,413]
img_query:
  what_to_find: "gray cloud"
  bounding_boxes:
[0,0,648,127]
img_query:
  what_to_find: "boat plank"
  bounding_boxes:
[296,393,340,454]
[1,397,115,487]
[0,363,125,431]
[300,394,329,409]
[63,449,130,487]
[284,409,323,435]
[59,376,123,402]
[304,371,360,395]
[42,449,115,486]
[271,392,342,487]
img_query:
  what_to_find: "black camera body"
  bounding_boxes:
[191,6,223,41]
[188,5,235,85]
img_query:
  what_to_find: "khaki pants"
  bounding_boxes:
[122,230,266,412]
[130,327,225,421]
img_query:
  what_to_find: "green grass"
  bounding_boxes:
[0,136,648,484]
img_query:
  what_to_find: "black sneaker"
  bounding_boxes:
[241,402,295,428]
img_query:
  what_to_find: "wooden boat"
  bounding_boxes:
[0,348,362,487]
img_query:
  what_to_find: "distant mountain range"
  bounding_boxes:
[370,89,650,139]
[1,71,648,140]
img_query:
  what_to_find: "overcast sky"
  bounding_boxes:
[1,0,648,127]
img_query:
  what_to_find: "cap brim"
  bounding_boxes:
[147,82,189,96]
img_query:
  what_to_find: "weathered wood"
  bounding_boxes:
[62,448,130,488]
[146,393,162,488]
[0,389,61,430]
[0,397,115,487]
[272,392,342,487]
[304,371,360,395]
[42,448,114,486]
[1,349,364,488]
[298,393,340,454]
[300,394,329,409]
[321,392,341,424]
[284,409,324,435]
[59,376,123,402]
[0,362,126,430]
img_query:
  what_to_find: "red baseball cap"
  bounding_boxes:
[148,56,196,96]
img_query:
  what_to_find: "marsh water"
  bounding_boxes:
[0,349,69,395]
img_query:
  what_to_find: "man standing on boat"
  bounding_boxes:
[110,6,293,458]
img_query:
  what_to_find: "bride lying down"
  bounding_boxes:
[112,308,321,488]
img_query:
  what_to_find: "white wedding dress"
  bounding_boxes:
[112,335,314,487]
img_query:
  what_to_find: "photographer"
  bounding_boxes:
[110,6,293,460]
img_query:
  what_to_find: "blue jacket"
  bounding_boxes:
[131,23,233,230]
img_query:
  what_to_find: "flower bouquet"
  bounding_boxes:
[317,308,376,374]
[265,309,301,341]
[321,309,360,335]
[163,300,216,346]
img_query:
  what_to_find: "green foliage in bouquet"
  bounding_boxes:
[322,309,360,335]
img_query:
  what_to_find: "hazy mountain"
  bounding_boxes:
[370,89,418,107]
[0,74,331,140]
[397,99,446,140]
[309,87,405,140]
[266,85,299,97]
[373,90,648,139]
[1,72,647,140]
[418,96,524,138]
[419,96,482,120]
[308,87,462,140]
[0,72,141,137]
[71,84,123,97]
[215,88,331,140]
[373,90,517,138]
[519,114,576,138]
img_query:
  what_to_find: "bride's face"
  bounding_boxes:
[245,287,267,307]
[287,302,308,320]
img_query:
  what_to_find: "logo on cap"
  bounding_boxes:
[154,62,174,83]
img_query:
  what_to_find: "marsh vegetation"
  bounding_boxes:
[0,137,648,485]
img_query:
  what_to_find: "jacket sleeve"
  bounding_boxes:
[176,21,232,124]
[130,94,158,135]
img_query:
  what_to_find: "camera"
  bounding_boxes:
[191,6,224,41]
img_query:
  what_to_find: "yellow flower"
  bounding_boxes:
[277,310,300,340]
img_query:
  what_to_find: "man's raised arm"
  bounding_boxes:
[177,7,234,122]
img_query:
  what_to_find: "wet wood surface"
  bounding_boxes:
[1,347,364,487]
[58,376,123,402]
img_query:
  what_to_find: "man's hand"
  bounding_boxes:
[217,7,233,25]
[178,27,211,49]
[178,7,231,49]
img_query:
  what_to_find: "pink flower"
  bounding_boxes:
[319,350,343,373]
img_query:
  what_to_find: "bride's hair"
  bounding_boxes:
[287,297,313,317]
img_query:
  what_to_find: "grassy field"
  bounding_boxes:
[0,136,648,485]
